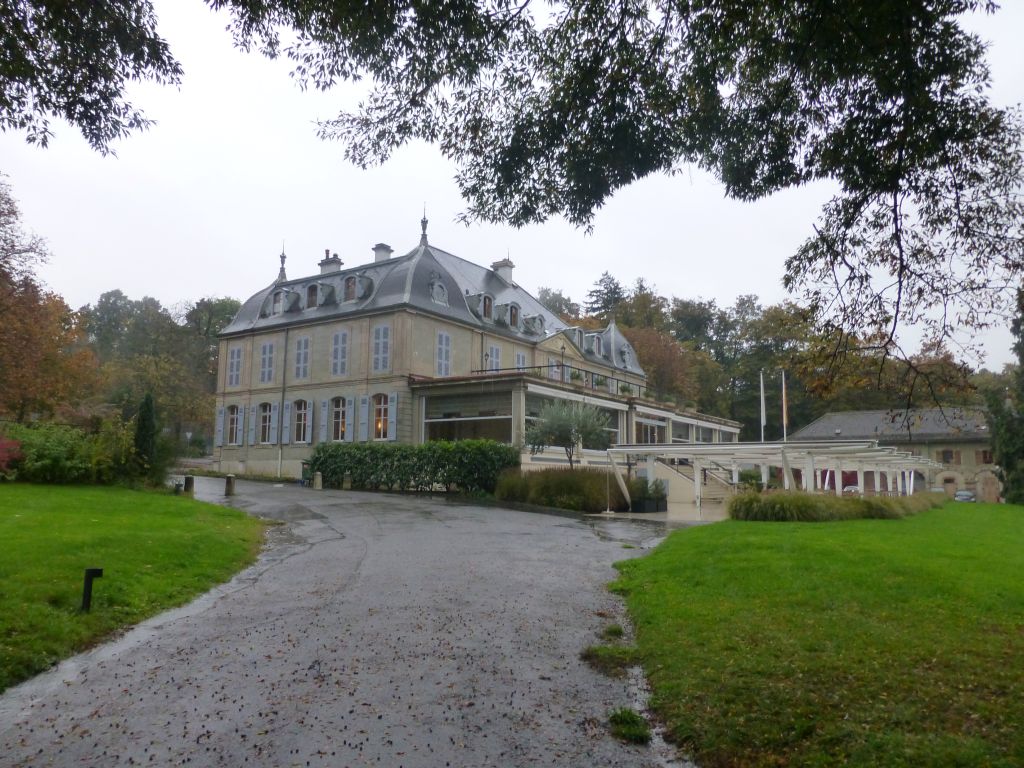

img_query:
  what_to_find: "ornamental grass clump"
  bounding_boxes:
[729,491,945,522]
[494,467,626,512]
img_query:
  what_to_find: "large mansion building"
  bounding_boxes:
[214,219,739,477]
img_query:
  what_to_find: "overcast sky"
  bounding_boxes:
[1,1,1021,370]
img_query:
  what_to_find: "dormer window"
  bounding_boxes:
[593,336,602,357]
[306,285,318,308]
[509,304,519,328]
[343,276,357,302]
[272,291,282,314]
[483,295,493,320]
[576,329,584,347]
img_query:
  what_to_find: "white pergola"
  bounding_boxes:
[606,440,942,510]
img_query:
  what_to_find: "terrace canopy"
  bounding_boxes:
[606,440,942,511]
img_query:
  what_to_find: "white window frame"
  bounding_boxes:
[332,330,349,376]
[259,402,273,443]
[488,344,500,371]
[515,351,526,370]
[226,405,241,445]
[227,347,242,387]
[259,342,274,384]
[373,393,389,439]
[293,399,309,443]
[437,331,451,377]
[331,396,347,441]
[294,336,310,380]
[372,324,391,372]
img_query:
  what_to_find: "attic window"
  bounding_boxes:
[576,329,583,347]
[483,295,493,319]
[343,276,357,302]
[593,336,602,356]
[272,291,282,314]
[509,304,519,328]
[306,285,318,308]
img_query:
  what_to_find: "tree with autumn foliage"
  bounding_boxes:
[0,176,97,421]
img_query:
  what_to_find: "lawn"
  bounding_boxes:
[0,484,265,692]
[612,502,1024,767]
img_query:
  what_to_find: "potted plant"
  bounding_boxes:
[628,477,657,513]
[593,375,607,388]
[569,369,584,382]
[619,382,634,396]
[650,478,668,512]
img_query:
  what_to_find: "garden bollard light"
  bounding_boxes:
[184,475,195,495]
[225,474,235,496]
[81,568,103,612]
[313,471,323,490]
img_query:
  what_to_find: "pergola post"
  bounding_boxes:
[780,449,795,491]
[731,460,739,486]
[873,469,881,496]
[693,458,703,508]
[856,464,865,496]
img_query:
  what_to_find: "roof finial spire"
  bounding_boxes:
[277,244,287,283]
[420,205,429,246]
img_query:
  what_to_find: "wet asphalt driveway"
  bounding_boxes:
[0,478,679,767]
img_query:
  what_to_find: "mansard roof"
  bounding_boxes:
[219,237,646,377]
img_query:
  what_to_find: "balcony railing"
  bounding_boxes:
[470,362,647,399]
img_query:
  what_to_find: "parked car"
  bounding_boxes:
[953,490,976,502]
[842,485,860,494]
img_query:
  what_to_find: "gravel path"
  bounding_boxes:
[1,478,680,767]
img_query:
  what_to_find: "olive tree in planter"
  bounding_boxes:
[525,400,609,469]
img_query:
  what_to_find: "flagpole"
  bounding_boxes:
[782,368,788,442]
[760,369,768,490]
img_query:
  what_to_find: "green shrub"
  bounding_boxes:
[308,440,519,494]
[728,490,946,522]
[2,420,144,485]
[494,467,627,513]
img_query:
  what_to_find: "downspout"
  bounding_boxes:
[278,326,290,478]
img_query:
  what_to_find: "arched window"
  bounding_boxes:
[293,399,309,443]
[593,336,603,356]
[259,403,273,443]
[226,405,241,445]
[331,396,347,441]
[482,295,493,319]
[306,285,318,308]
[509,304,519,328]
[343,276,357,301]
[373,393,389,439]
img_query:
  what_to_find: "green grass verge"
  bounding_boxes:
[0,484,265,692]
[612,502,1024,767]
[609,707,652,744]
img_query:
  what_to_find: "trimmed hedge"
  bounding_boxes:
[728,490,946,522]
[494,467,628,513]
[308,440,519,493]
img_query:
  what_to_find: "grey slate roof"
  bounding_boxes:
[219,237,646,376]
[789,407,991,443]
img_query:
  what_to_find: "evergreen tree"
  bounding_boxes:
[134,393,157,476]
[584,272,626,320]
[985,290,1024,504]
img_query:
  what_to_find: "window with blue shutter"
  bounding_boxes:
[358,395,370,441]
[372,324,390,372]
[319,399,329,443]
[281,401,292,444]
[269,401,280,443]
[214,406,225,447]
[345,397,355,442]
[387,392,398,441]
[332,330,348,376]
[294,337,310,379]
[437,331,451,376]
[249,405,258,445]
